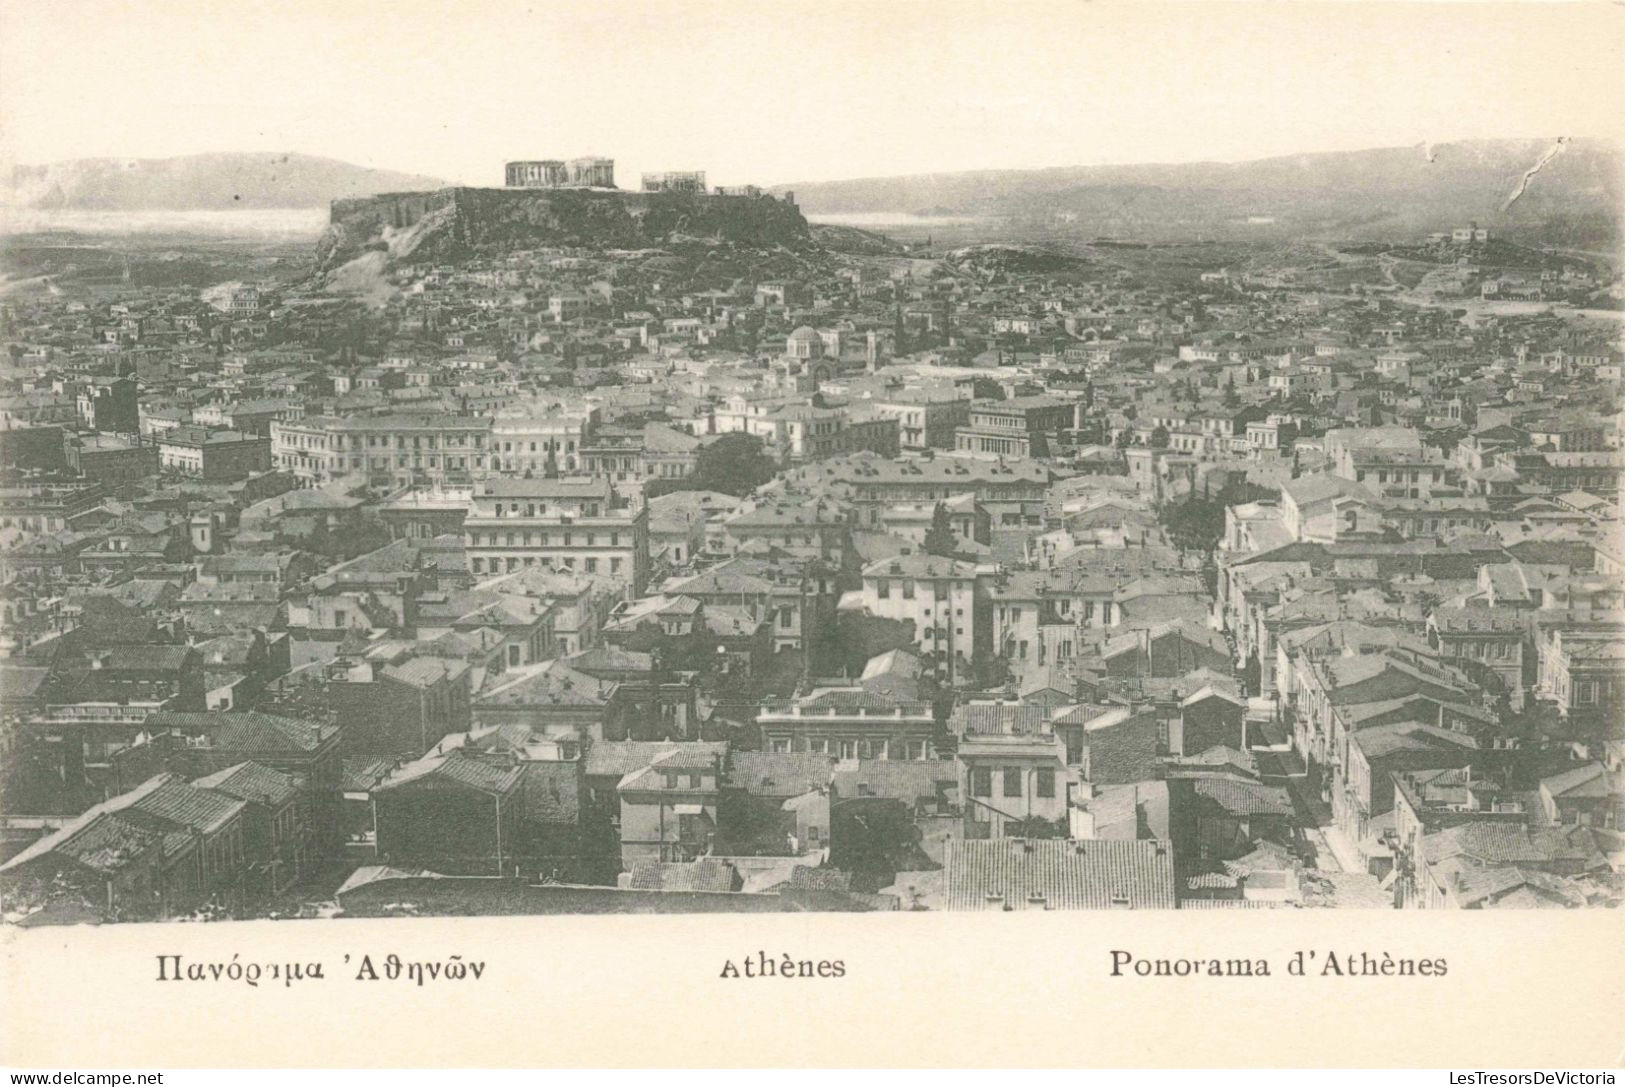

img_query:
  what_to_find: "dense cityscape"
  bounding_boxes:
[1,151,1622,924]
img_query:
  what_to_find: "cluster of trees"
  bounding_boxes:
[643,432,779,499]
[615,617,806,715]
[812,612,916,679]
[296,511,392,562]
[1158,477,1276,553]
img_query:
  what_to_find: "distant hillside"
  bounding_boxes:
[6,153,447,211]
[808,222,907,256]
[774,139,1624,245]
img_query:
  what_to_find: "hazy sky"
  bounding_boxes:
[1,0,1621,188]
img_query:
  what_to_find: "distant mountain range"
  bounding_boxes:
[5,153,446,211]
[8,140,1620,247]
[775,138,1624,245]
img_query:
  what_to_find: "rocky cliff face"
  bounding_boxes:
[316,187,813,270]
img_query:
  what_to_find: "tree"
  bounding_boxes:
[830,797,928,888]
[646,432,779,498]
[922,502,957,557]
[971,377,1006,401]
[1149,425,1170,449]
[813,613,916,678]
[298,512,391,562]
[620,620,721,675]
[973,653,1012,690]
[1159,478,1275,554]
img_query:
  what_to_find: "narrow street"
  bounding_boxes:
[1276,772,1372,874]
[1300,825,1343,874]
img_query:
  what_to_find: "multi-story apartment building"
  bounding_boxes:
[1498,451,1625,499]
[870,391,971,451]
[271,414,491,486]
[64,434,158,484]
[76,375,138,434]
[956,718,1074,838]
[717,401,899,463]
[462,478,649,593]
[156,426,272,481]
[1427,606,1528,707]
[489,408,597,476]
[878,493,988,551]
[1523,413,1611,452]
[1338,448,1455,499]
[857,554,998,684]
[719,498,850,563]
[756,687,938,760]
[954,395,1077,458]
[1539,627,1625,724]
[192,397,305,437]
[989,569,1122,671]
[577,424,702,488]
[835,457,1051,530]
[616,746,721,868]
[660,557,818,653]
[0,482,106,536]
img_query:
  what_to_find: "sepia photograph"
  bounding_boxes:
[0,0,1622,1072]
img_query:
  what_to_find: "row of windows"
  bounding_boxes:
[968,414,1033,431]
[970,766,1056,799]
[767,737,929,760]
[469,555,624,575]
[283,453,481,472]
[660,772,708,789]
[738,531,827,548]
[856,487,1045,502]
[1352,468,1435,486]
[468,530,623,547]
[279,432,485,451]
[998,601,1112,622]
[1444,639,1516,661]
[486,502,605,518]
[498,439,577,452]
[489,458,578,473]
[1400,517,1486,534]
[960,437,1029,456]
[875,580,968,600]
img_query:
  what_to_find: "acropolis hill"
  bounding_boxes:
[315,186,814,271]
